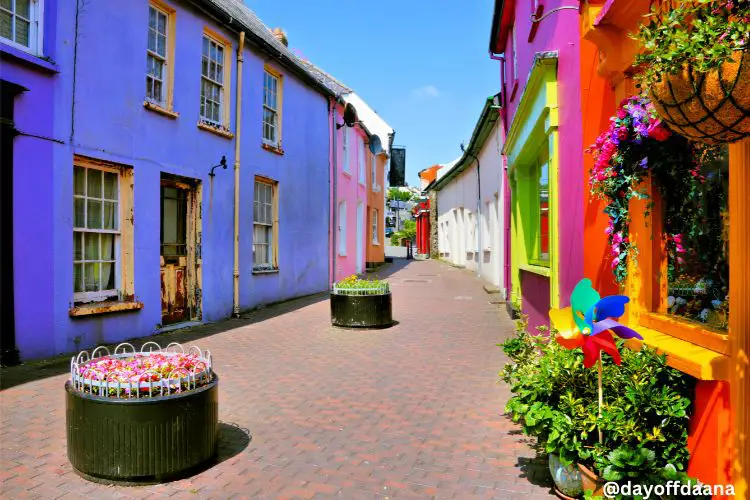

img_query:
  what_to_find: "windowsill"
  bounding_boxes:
[144,101,179,119]
[639,312,729,355]
[0,42,58,74]
[519,263,550,277]
[261,143,284,155]
[549,307,731,381]
[69,300,144,317]
[197,121,234,139]
[252,268,279,275]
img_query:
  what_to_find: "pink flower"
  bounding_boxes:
[611,257,621,268]
[647,120,671,141]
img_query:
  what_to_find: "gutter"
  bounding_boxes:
[191,0,336,99]
[232,31,245,317]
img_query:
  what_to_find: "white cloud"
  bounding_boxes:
[412,85,440,99]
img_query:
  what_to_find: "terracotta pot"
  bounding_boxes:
[548,454,583,499]
[577,463,604,497]
[649,49,750,144]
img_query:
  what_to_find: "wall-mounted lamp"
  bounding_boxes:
[208,155,227,177]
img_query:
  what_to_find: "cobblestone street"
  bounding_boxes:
[0,259,554,500]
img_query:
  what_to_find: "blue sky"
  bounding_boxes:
[245,0,499,187]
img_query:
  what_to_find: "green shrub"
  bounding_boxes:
[500,320,696,491]
[333,275,389,295]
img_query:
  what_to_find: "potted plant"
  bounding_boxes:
[330,275,393,328]
[633,0,749,144]
[500,321,696,499]
[66,342,218,484]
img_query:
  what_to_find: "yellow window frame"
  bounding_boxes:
[263,64,284,149]
[201,26,232,129]
[145,0,177,114]
[253,175,279,270]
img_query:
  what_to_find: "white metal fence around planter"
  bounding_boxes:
[69,341,213,399]
[332,282,390,296]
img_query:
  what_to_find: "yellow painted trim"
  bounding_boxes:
[549,307,729,381]
[263,64,284,148]
[640,312,729,356]
[197,121,234,139]
[203,26,232,128]
[143,100,179,119]
[150,0,176,110]
[519,263,551,277]
[69,301,144,317]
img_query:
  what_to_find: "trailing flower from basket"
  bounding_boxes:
[550,279,643,368]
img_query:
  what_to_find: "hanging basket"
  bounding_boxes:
[649,49,750,144]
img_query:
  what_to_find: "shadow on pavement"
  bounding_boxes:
[0,259,417,391]
[517,455,555,490]
[216,422,252,463]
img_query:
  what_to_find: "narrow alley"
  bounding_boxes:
[0,259,554,499]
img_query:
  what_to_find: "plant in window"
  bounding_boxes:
[632,0,750,143]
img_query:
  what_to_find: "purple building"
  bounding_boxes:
[1,0,337,362]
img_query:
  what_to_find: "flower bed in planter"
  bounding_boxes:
[66,342,218,484]
[330,276,393,328]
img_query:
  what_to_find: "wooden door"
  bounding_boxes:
[160,181,192,325]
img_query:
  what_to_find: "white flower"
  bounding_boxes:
[711,299,723,309]
[667,296,676,308]
[676,297,687,305]
[699,309,710,321]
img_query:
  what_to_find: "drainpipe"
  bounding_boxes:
[330,99,339,287]
[232,31,245,317]
[490,51,512,300]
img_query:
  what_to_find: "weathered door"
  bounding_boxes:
[160,177,200,325]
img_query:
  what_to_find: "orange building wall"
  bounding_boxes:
[578,9,735,490]
[366,152,386,265]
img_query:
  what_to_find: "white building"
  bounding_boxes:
[428,97,506,294]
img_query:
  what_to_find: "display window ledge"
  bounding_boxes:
[519,263,551,277]
[549,307,729,381]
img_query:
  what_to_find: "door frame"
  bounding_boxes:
[159,173,202,326]
[356,201,364,274]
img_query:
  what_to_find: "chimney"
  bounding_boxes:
[271,28,288,47]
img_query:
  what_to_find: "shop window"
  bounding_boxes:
[663,147,729,332]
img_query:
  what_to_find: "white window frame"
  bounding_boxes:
[200,33,225,126]
[253,179,277,270]
[146,4,169,107]
[371,153,377,191]
[511,25,518,83]
[0,0,43,55]
[358,136,366,185]
[262,69,281,147]
[73,164,122,303]
[372,208,379,244]
[342,127,350,174]
[338,201,347,256]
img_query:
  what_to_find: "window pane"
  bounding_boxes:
[15,18,29,46]
[0,11,11,40]
[16,0,30,18]
[84,233,99,260]
[539,162,549,260]
[74,198,86,227]
[153,79,162,102]
[666,147,729,331]
[101,262,115,290]
[74,166,86,195]
[74,232,82,260]
[87,200,102,229]
[0,0,12,11]
[84,263,100,292]
[157,33,166,57]
[74,263,83,293]
[103,172,118,200]
[103,201,117,230]
[157,11,166,34]
[202,36,209,57]
[101,233,114,260]
[87,169,102,198]
[148,29,156,52]
[149,6,157,29]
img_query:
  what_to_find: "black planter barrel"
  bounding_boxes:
[330,292,393,328]
[65,375,219,484]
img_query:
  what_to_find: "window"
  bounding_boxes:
[511,25,518,83]
[342,127,350,173]
[200,31,229,127]
[263,67,282,147]
[0,0,42,54]
[358,136,366,185]
[372,208,379,244]
[338,201,347,255]
[538,161,549,261]
[73,162,122,303]
[253,178,277,270]
[371,153,378,191]
[146,2,174,109]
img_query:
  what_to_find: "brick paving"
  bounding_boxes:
[0,259,555,500]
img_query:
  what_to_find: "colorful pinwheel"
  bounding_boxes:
[549,278,644,444]
[550,279,642,368]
